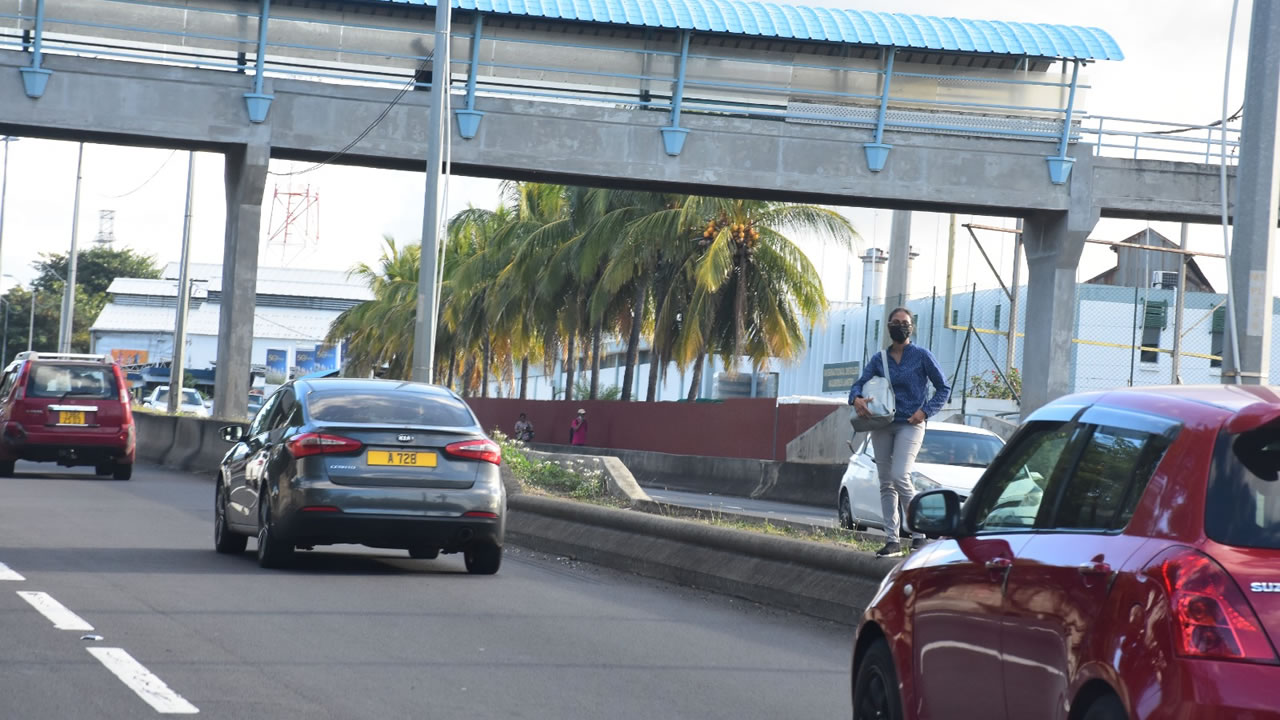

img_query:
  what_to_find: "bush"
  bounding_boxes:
[492,430,609,500]
[967,367,1021,400]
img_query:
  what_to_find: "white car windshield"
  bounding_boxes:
[154,388,203,405]
[914,431,1004,467]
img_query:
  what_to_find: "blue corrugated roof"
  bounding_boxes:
[353,0,1122,60]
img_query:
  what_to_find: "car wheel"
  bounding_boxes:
[214,481,248,555]
[257,499,294,569]
[463,542,502,575]
[112,464,132,481]
[852,639,903,720]
[0,460,13,477]
[1080,693,1127,720]
[839,492,856,531]
[409,546,439,560]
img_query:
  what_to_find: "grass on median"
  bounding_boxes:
[495,432,878,550]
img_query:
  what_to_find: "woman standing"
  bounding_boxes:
[849,308,951,557]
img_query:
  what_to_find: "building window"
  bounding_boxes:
[993,305,1002,330]
[1141,300,1167,364]
[1210,306,1225,369]
[952,310,959,326]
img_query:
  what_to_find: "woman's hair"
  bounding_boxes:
[888,307,912,323]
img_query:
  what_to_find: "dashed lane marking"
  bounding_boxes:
[0,562,24,581]
[16,591,94,631]
[87,647,199,715]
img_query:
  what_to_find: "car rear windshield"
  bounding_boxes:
[154,389,202,405]
[26,364,118,399]
[306,390,475,427]
[916,431,1004,467]
[1206,423,1280,550]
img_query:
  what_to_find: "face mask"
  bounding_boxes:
[889,324,911,343]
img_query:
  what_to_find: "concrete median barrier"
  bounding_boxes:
[137,414,244,475]
[133,412,175,465]
[507,493,892,625]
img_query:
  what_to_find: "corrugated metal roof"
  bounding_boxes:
[355,0,1122,60]
[91,302,341,341]
[105,278,209,299]
[155,263,373,302]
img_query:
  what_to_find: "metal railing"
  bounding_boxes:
[1,0,1232,171]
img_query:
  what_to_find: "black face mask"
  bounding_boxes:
[888,324,911,343]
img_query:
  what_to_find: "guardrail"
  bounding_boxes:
[1080,114,1241,165]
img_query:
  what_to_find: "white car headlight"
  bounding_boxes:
[912,471,941,492]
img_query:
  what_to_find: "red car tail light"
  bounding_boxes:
[463,511,499,518]
[1147,547,1279,664]
[444,439,502,466]
[286,433,363,458]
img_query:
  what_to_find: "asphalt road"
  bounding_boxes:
[0,462,852,719]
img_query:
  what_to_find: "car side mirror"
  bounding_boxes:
[907,489,963,539]
[220,426,244,443]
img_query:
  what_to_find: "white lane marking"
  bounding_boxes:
[16,591,94,631]
[87,648,199,715]
[0,562,24,581]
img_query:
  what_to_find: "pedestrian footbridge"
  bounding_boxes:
[0,0,1243,415]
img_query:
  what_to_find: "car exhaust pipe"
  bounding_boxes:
[456,528,474,543]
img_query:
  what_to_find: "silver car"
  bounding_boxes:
[213,378,505,574]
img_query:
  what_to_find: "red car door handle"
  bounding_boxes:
[1078,562,1112,576]
[985,558,1012,571]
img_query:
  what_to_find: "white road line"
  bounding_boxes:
[0,562,24,581]
[16,591,95,631]
[87,648,199,715]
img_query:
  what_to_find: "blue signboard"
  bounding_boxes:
[295,349,315,375]
[314,344,337,372]
[265,348,288,384]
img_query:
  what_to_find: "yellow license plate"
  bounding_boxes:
[57,411,86,425]
[367,450,437,468]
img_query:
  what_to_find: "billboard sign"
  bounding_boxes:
[822,361,861,394]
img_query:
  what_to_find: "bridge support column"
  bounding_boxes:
[1020,206,1095,417]
[213,142,269,420]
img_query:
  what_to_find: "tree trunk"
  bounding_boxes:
[646,350,662,402]
[446,354,456,391]
[481,337,491,398]
[564,333,576,402]
[519,356,529,399]
[621,280,648,401]
[733,258,747,366]
[589,323,602,399]
[460,356,475,397]
[687,352,705,401]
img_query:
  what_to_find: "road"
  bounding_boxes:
[0,462,852,719]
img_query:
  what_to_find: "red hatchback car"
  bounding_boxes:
[0,352,135,480]
[851,386,1280,720]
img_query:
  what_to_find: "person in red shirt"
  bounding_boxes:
[570,409,588,446]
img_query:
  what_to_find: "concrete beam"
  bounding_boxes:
[0,50,1232,222]
[213,141,269,421]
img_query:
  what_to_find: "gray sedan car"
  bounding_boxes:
[214,378,505,574]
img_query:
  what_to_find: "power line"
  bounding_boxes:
[99,149,179,198]
[269,54,434,178]
[1147,103,1244,136]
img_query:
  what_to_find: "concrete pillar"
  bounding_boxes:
[213,142,269,420]
[1224,0,1280,385]
[882,210,911,331]
[1020,210,1095,415]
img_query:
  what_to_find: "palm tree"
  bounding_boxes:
[327,236,420,379]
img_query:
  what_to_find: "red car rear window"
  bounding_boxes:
[26,364,119,400]
[1206,423,1280,550]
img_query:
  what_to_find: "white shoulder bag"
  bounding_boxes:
[851,349,896,432]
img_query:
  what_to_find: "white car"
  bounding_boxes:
[837,421,1005,533]
[142,385,210,417]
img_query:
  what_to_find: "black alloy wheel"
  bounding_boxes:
[839,493,856,530]
[257,497,294,569]
[852,640,903,720]
[214,481,248,554]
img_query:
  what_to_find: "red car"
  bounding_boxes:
[851,386,1280,720]
[0,352,135,480]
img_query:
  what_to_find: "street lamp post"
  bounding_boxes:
[0,136,17,306]
[57,142,84,354]
[28,289,35,352]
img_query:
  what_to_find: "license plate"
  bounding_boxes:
[57,411,86,425]
[367,450,437,467]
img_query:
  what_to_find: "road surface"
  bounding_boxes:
[0,462,852,719]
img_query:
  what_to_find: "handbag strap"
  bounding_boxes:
[880,348,891,385]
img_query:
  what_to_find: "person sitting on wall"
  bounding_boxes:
[514,413,535,442]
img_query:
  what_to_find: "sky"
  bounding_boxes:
[0,0,1257,307]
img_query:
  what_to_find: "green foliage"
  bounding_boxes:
[493,431,609,500]
[573,381,620,401]
[968,367,1022,400]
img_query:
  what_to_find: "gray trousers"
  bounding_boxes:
[870,422,927,541]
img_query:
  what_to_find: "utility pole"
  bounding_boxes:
[0,136,16,297]
[28,290,35,351]
[1006,219,1023,378]
[58,143,84,354]
[1172,223,1188,384]
[883,210,911,332]
[1224,0,1280,385]
[411,0,452,384]
[167,153,196,414]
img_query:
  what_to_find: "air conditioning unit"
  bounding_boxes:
[1151,270,1179,290]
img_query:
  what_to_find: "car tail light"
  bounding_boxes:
[444,439,502,466]
[1147,547,1279,664]
[300,505,342,513]
[286,433,363,458]
[463,511,499,518]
